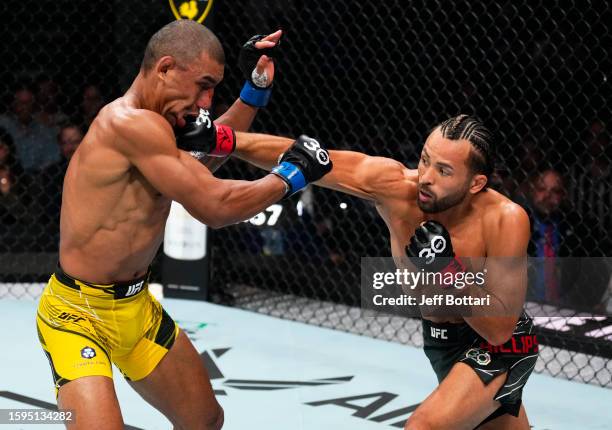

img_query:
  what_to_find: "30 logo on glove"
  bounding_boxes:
[175,108,236,159]
[406,221,466,276]
[271,135,332,197]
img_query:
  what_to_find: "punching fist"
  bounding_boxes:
[174,109,235,159]
[406,221,465,275]
[239,30,282,107]
[271,135,332,197]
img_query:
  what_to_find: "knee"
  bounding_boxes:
[209,405,224,430]
[404,412,433,430]
[175,404,224,430]
[202,404,224,430]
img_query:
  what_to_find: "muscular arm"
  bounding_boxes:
[464,204,531,345]
[115,110,285,228]
[233,133,410,202]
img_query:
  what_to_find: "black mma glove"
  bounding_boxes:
[406,221,466,276]
[271,135,332,197]
[239,34,280,107]
[174,109,235,159]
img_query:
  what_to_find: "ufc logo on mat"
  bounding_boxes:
[430,327,448,339]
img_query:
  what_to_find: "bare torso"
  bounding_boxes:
[377,169,510,323]
[59,97,172,283]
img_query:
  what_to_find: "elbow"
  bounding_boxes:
[203,215,231,230]
[206,220,224,230]
[202,211,238,230]
[190,212,225,230]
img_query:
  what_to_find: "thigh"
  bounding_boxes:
[37,309,113,391]
[128,330,223,430]
[58,376,123,430]
[477,404,529,430]
[405,362,506,430]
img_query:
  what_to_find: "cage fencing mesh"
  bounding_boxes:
[0,0,610,387]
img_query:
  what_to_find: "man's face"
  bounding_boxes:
[417,128,474,213]
[58,126,83,160]
[37,80,59,107]
[0,142,9,164]
[531,171,565,217]
[13,89,34,124]
[82,85,103,116]
[161,52,224,127]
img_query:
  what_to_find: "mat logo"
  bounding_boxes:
[57,312,85,323]
[307,392,420,428]
[199,347,352,396]
[169,0,214,23]
[80,346,96,359]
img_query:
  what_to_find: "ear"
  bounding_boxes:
[469,174,488,194]
[156,56,176,80]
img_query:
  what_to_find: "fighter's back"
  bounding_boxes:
[59,97,173,283]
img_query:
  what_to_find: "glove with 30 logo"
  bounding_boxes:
[174,109,235,160]
[406,221,465,275]
[271,135,332,197]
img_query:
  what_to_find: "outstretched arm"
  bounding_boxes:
[234,133,410,202]
[116,110,286,228]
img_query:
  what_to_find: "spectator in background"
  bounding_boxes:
[0,127,22,175]
[78,84,105,130]
[0,141,30,251]
[0,87,60,173]
[568,119,611,234]
[35,124,84,247]
[524,169,610,311]
[35,76,68,128]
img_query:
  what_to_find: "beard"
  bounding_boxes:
[417,184,469,213]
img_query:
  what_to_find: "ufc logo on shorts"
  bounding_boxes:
[419,235,447,264]
[302,137,330,165]
[195,109,212,129]
[430,327,448,339]
[125,281,145,297]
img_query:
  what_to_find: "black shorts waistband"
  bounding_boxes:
[423,312,534,347]
[54,265,151,299]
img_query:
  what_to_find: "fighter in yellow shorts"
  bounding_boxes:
[36,20,332,430]
[37,267,177,391]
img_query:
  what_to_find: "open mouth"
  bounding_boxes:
[418,188,434,202]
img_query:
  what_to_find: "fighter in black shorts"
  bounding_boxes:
[232,115,538,429]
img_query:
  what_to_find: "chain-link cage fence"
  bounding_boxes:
[1,0,610,387]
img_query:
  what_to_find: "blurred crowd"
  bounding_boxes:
[0,77,103,252]
[0,77,610,311]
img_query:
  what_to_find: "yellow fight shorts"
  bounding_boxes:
[36,267,178,393]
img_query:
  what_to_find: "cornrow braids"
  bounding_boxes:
[438,114,495,180]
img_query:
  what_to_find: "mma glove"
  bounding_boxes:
[174,109,235,160]
[271,135,332,198]
[406,221,466,278]
[239,34,279,107]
